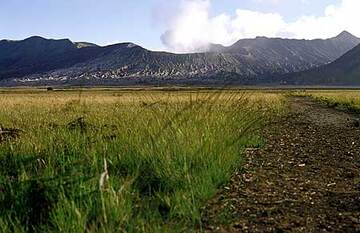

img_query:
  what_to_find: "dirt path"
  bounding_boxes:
[202,97,360,232]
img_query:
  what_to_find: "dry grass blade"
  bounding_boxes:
[99,158,109,189]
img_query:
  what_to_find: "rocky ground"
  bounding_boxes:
[202,97,360,232]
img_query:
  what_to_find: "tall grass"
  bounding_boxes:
[0,89,284,232]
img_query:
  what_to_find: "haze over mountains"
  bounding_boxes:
[0,31,359,86]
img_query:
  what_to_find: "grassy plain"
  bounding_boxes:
[295,90,360,113]
[0,88,285,232]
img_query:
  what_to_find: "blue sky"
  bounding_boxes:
[1,0,355,52]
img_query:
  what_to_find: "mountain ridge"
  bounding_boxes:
[1,31,360,85]
[279,42,360,85]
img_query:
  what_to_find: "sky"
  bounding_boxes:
[1,0,359,52]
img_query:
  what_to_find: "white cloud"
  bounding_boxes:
[286,0,360,39]
[160,0,360,53]
[160,0,212,52]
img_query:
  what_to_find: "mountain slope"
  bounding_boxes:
[211,31,360,73]
[280,43,360,85]
[1,31,359,85]
[0,36,105,79]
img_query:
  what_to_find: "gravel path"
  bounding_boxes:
[202,97,360,232]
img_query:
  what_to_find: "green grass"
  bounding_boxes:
[0,89,285,232]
